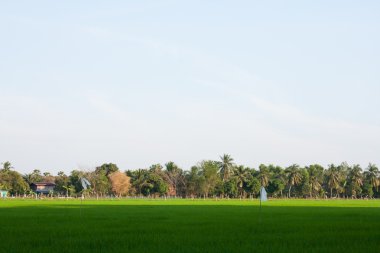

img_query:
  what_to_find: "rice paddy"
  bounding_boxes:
[1,199,379,253]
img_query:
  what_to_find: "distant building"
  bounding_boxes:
[0,190,7,198]
[30,182,55,195]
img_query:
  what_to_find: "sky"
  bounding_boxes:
[1,1,380,174]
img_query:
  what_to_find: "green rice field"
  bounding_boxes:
[1,199,379,253]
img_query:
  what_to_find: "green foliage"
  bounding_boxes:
[129,167,169,196]
[258,164,270,187]
[306,164,324,197]
[364,163,379,197]
[185,166,202,197]
[54,171,69,195]
[347,165,363,198]
[267,165,286,197]
[362,182,374,198]
[92,171,110,195]
[285,164,302,197]
[198,160,220,197]
[1,161,13,171]
[23,169,44,184]
[325,164,342,198]
[267,178,285,197]
[95,163,119,176]
[0,168,29,195]
[149,172,169,196]
[1,158,380,199]
[233,165,251,197]
[69,170,85,194]
[223,178,239,197]
[245,176,260,197]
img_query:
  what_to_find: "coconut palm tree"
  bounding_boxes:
[364,163,380,193]
[233,165,250,197]
[325,164,341,198]
[218,154,234,182]
[338,162,350,197]
[185,166,201,198]
[285,164,302,198]
[258,164,270,187]
[348,165,363,198]
[1,161,12,172]
[23,173,33,185]
[306,165,324,198]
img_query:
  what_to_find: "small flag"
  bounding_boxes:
[260,186,267,202]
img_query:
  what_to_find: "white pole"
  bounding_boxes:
[259,187,262,223]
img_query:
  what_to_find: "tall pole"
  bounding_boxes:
[259,187,262,223]
[80,194,83,217]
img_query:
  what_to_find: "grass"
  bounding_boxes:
[1,199,379,253]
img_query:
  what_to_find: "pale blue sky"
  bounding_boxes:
[1,1,379,174]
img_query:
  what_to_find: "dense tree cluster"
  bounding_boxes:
[1,155,379,198]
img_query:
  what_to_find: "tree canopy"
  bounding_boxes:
[1,157,380,199]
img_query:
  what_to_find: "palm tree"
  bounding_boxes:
[348,165,363,198]
[233,165,250,197]
[185,166,201,198]
[218,154,234,182]
[62,185,69,197]
[57,171,65,177]
[325,164,341,198]
[285,164,302,198]
[23,173,33,185]
[258,164,270,187]
[1,161,12,172]
[337,162,350,198]
[306,165,323,198]
[364,163,379,193]
[149,164,163,173]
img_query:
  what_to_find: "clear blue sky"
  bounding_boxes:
[1,1,379,174]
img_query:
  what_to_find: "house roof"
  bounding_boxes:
[31,182,56,186]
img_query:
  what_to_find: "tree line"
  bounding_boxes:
[1,155,379,199]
